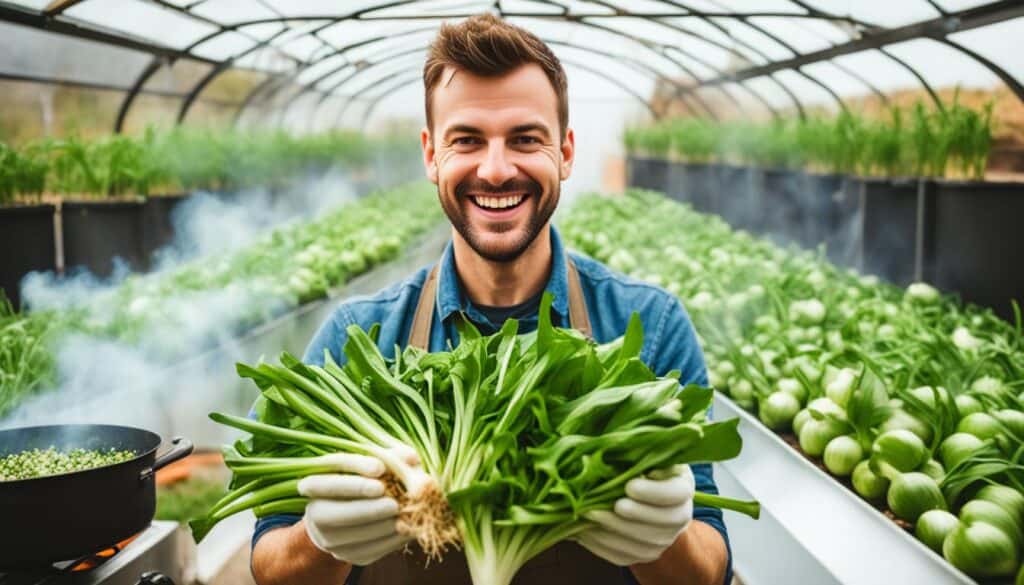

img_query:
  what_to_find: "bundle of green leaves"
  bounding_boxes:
[193,294,758,584]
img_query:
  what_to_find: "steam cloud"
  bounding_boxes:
[4,165,418,445]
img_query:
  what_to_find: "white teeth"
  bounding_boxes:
[474,195,524,209]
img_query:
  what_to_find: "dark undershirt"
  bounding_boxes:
[469,288,545,333]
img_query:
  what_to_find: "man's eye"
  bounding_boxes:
[513,135,540,145]
[453,137,479,146]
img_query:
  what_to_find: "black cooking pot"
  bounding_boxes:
[0,424,193,569]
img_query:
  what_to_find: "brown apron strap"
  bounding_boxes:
[565,257,592,339]
[406,255,591,350]
[407,264,440,351]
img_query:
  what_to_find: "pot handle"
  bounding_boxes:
[140,436,194,482]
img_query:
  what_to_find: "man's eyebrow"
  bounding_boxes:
[510,123,551,139]
[444,124,483,139]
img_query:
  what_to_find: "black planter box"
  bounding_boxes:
[801,173,841,249]
[859,177,921,286]
[759,168,807,247]
[62,199,146,278]
[717,164,759,231]
[0,204,56,309]
[925,180,1024,321]
[142,193,190,263]
[673,162,719,214]
[627,156,671,193]
[824,177,862,268]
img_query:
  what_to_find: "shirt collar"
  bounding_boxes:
[436,225,571,324]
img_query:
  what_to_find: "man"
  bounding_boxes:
[250,14,730,585]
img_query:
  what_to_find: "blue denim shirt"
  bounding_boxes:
[252,226,731,584]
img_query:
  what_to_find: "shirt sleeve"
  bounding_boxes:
[251,307,355,551]
[648,294,733,585]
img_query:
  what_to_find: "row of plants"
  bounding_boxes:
[0,297,58,424]
[625,95,994,179]
[561,190,1024,581]
[0,181,444,419]
[0,127,418,204]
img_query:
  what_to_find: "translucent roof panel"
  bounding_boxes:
[705,0,806,13]
[800,61,874,102]
[5,0,49,9]
[367,0,495,18]
[260,0,390,17]
[190,0,282,25]
[830,49,926,94]
[745,17,848,53]
[190,31,259,61]
[884,38,1001,89]
[705,18,796,62]
[772,69,841,109]
[743,76,800,110]
[592,17,737,75]
[141,60,215,95]
[800,1,940,28]
[948,17,1024,83]
[499,0,568,14]
[64,0,219,51]
[0,22,149,88]
[1,0,1021,137]
[932,0,995,11]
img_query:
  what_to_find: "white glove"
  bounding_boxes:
[575,464,695,566]
[297,447,418,566]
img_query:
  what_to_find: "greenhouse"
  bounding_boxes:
[1,1,1023,584]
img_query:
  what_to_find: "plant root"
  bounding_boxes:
[383,472,461,560]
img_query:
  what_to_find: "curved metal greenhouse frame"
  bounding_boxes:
[1,0,1021,131]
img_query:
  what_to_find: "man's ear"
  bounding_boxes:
[421,126,438,184]
[559,127,575,181]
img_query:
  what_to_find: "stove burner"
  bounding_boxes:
[63,534,137,574]
[0,522,179,585]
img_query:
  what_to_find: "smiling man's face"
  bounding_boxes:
[422,63,575,263]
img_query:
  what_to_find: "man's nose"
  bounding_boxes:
[476,139,517,186]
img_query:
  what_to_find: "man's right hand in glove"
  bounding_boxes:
[251,448,418,584]
[298,448,418,565]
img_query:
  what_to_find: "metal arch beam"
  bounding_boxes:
[213,26,443,130]
[165,4,754,119]
[176,25,293,124]
[268,15,725,121]
[692,0,1024,105]
[335,69,416,126]
[43,0,85,15]
[552,17,757,116]
[285,37,721,126]
[169,0,436,126]
[877,47,945,112]
[279,28,726,123]
[634,0,855,115]
[714,4,889,107]
[552,0,800,116]
[0,0,222,65]
[0,69,235,107]
[174,0,427,57]
[114,57,166,133]
[937,38,1024,104]
[232,74,287,126]
[87,0,769,122]
[663,2,888,110]
[274,32,439,124]
[352,64,662,134]
[297,42,692,127]
[333,54,655,130]
[357,75,424,133]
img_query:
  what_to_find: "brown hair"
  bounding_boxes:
[423,14,569,139]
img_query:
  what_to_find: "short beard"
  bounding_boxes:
[442,176,558,263]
